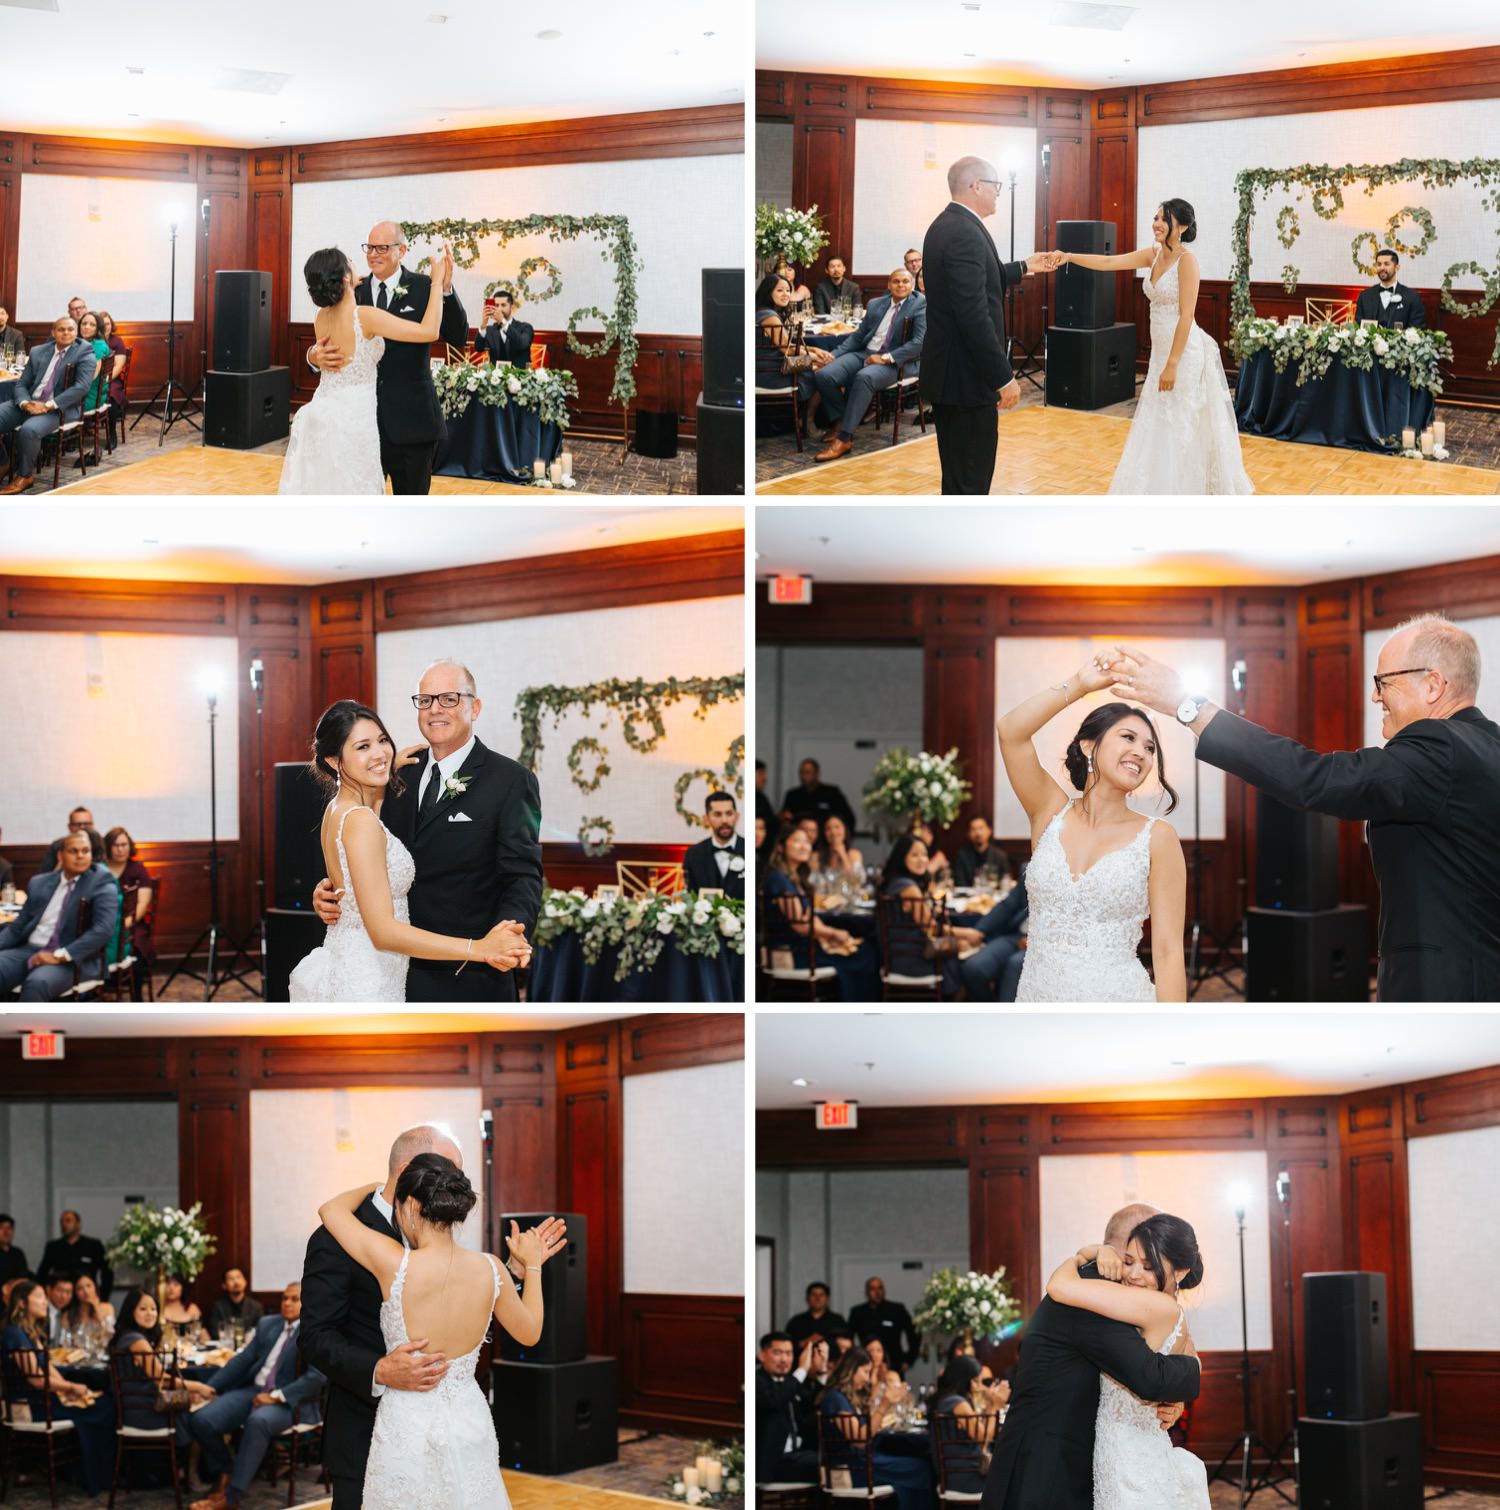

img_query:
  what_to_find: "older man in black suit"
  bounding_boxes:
[1115,615,1500,1002]
[0,832,117,999]
[920,157,1059,494]
[0,316,98,494]
[683,791,746,899]
[475,291,534,368]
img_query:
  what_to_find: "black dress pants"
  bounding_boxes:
[381,436,438,495]
[932,403,997,495]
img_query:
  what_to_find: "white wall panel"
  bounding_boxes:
[375,596,744,846]
[289,155,745,333]
[0,632,238,845]
[1409,1124,1500,1350]
[1362,612,1500,747]
[623,1062,744,1295]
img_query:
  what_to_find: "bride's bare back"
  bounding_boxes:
[384,1243,507,1359]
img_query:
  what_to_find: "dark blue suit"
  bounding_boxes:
[186,1314,323,1490]
[811,292,927,440]
[0,338,98,477]
[0,865,118,999]
[958,873,1028,1001]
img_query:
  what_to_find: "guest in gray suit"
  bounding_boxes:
[0,305,25,367]
[0,833,118,1000]
[0,317,97,493]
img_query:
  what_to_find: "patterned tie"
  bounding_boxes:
[46,877,78,949]
[420,762,441,820]
[35,349,65,403]
[377,282,390,311]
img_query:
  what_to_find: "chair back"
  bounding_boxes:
[615,860,685,899]
[817,1408,878,1494]
[876,890,943,981]
[932,1405,998,1493]
[108,1342,177,1427]
[764,884,815,962]
[1,1341,54,1424]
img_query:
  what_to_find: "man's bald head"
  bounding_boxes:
[1104,1203,1161,1252]
[948,156,996,197]
[387,1124,463,1179]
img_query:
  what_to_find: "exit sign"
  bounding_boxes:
[769,575,812,605]
[816,1101,857,1130]
[22,1031,65,1061]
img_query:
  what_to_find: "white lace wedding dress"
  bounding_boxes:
[278,305,386,494]
[1093,1308,1209,1509]
[364,1247,510,1509]
[1015,801,1158,1002]
[1108,248,1254,495]
[288,804,414,1002]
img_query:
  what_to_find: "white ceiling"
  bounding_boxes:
[0,504,743,584]
[1,0,744,146]
[754,503,1500,586]
[0,1008,623,1038]
[755,1012,1500,1108]
[758,2,1500,90]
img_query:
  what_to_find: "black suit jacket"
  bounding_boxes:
[920,201,1025,406]
[38,1235,110,1296]
[476,319,534,368]
[355,267,469,447]
[683,835,746,900]
[1197,706,1500,1001]
[756,1364,818,1472]
[781,782,857,834]
[1355,282,1427,329]
[846,1299,918,1368]
[299,1193,393,1482]
[983,1272,1203,1510]
[382,738,543,1001]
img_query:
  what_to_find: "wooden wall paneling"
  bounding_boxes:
[1191,1350,1280,1465]
[1405,1063,1500,1137]
[619,1013,745,1076]
[862,80,1036,126]
[0,1035,175,1099]
[792,109,856,287]
[247,151,293,368]
[540,841,691,897]
[756,583,924,644]
[1415,1351,1500,1487]
[179,1094,251,1303]
[619,1293,744,1432]
[969,1155,1040,1312]
[1045,1099,1264,1150]
[22,135,197,181]
[0,575,233,636]
[756,71,792,116]
[558,1022,620,1087]
[194,164,249,394]
[0,135,18,318]
[489,1088,559,1230]
[755,1107,968,1168]
[996,586,1222,636]
[559,1076,623,1359]
[1091,121,1138,336]
[310,580,377,711]
[924,635,993,859]
[250,1035,485,1088]
[181,1040,250,1090]
[1364,551,1500,630]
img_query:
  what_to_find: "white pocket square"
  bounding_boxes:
[447,811,473,823]
[400,304,417,313]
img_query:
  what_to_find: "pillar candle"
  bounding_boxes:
[561,450,573,479]
[683,1469,699,1490]
[705,1463,723,1493]
[1401,428,1415,450]
[1433,421,1446,446]
[549,460,563,484]
[1420,429,1434,456]
[532,459,545,478]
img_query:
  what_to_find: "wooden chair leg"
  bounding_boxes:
[169,1435,184,1510]
[792,390,803,452]
[47,1434,60,1510]
[110,1433,123,1507]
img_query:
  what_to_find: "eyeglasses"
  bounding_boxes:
[411,692,476,710]
[1372,667,1432,694]
[975,179,1003,190]
[362,243,404,255]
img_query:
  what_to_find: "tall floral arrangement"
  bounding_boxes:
[862,748,972,827]
[755,203,829,270]
[912,1266,1021,1347]
[106,1202,217,1309]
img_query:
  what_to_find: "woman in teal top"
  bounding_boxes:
[77,311,111,408]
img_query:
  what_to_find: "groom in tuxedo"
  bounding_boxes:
[1355,248,1427,329]
[315,658,543,1000]
[307,219,469,495]
[683,791,746,899]
[1115,616,1500,1001]
[984,1204,1201,1510]
[921,156,1059,495]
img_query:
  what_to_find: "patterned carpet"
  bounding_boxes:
[1207,1485,1497,1507]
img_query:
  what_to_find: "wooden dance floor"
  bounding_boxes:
[757,406,1500,496]
[51,449,545,496]
[291,1471,671,1510]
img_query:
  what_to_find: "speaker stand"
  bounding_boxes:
[1011,144,1051,395]
[177,195,211,431]
[131,222,200,445]
[1186,755,1232,997]
[1250,1178,1298,1504]
[1208,1208,1270,1509]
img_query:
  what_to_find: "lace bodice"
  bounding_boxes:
[379,1246,502,1399]
[319,305,384,394]
[1144,251,1182,319]
[1015,802,1157,1003]
[278,307,387,494]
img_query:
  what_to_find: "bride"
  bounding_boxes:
[1047,1214,1209,1509]
[1059,199,1253,495]
[996,651,1186,1002]
[319,1154,550,1508]
[279,240,453,495]
[288,699,530,1002]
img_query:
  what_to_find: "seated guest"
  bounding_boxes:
[763,827,878,999]
[0,315,98,495]
[756,1331,820,1485]
[951,814,1010,888]
[880,833,983,996]
[910,820,951,884]
[904,248,922,284]
[474,290,534,368]
[2,1280,115,1494]
[756,273,830,431]
[68,1272,115,1338]
[0,1213,29,1286]
[786,1281,847,1351]
[67,295,88,328]
[848,1275,918,1369]
[77,312,110,406]
[819,1347,933,1510]
[186,1282,323,1510]
[816,813,866,888]
[814,256,859,316]
[866,1335,903,1390]
[0,833,119,1000]
[39,1207,112,1299]
[755,759,778,834]
[162,1273,202,1329]
[45,1274,74,1338]
[775,259,813,308]
[811,267,926,463]
[45,805,96,869]
[795,816,821,848]
[929,1355,1008,1492]
[103,825,155,976]
[109,1287,214,1440]
[208,1266,264,1338]
[1356,249,1427,329]
[826,1327,855,1358]
[780,757,857,835]
[957,872,1029,1003]
[0,826,13,892]
[0,304,24,367]
[95,311,130,446]
[684,791,746,900]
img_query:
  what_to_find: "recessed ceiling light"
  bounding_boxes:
[126,66,144,75]
[703,30,716,36]
[535,28,563,40]
[427,13,448,22]
[792,1077,810,1087]
[964,51,976,57]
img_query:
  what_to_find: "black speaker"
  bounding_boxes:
[492,1357,618,1474]
[274,762,328,911]
[1045,323,1137,409]
[499,1212,586,1364]
[1256,793,1340,910]
[702,266,744,408]
[696,393,745,495]
[1246,906,1370,1002]
[205,367,290,449]
[212,270,272,372]
[1054,221,1117,329]
[263,908,324,1003]
[1298,1414,1422,1510]
[633,410,678,459]
[1304,1271,1390,1421]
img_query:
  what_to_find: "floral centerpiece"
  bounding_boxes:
[862,748,972,828]
[1231,315,1451,398]
[532,887,744,983]
[106,1201,217,1315]
[913,1266,1022,1354]
[755,203,829,272]
[664,1437,743,1505]
[431,359,578,429]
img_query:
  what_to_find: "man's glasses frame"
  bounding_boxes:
[362,243,406,255]
[411,692,477,709]
[1371,667,1432,694]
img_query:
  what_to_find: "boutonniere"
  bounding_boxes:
[395,284,410,300]
[729,855,746,873]
[442,774,472,799]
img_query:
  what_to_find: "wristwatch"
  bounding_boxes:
[1175,694,1209,726]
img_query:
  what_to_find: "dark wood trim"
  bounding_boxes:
[1405,1063,1500,1137]
[620,1013,745,1076]
[21,134,197,180]
[619,1291,744,1433]
[1,576,234,635]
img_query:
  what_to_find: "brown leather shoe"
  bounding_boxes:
[815,437,853,463]
[0,475,34,494]
[190,1494,228,1510]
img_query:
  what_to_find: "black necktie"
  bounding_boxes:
[420,762,441,819]
[378,282,389,311]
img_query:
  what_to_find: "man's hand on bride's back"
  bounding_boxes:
[309,335,349,374]
[312,877,343,926]
[375,1338,448,1392]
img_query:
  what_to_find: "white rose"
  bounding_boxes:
[657,917,675,934]
[980,1299,992,1314]
[686,1490,703,1507]
[725,1479,741,1495]
[1374,338,1389,355]
[929,780,944,796]
[667,900,688,915]
[718,912,741,937]
[672,1484,686,1498]
[729,855,745,872]
[1405,327,1421,345]
[537,369,551,382]
[173,1236,184,1250]
[507,377,522,394]
[1327,337,1341,351]
[1273,327,1288,341]
[581,900,599,919]
[1354,330,1368,345]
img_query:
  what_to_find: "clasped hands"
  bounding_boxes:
[1026,251,1067,274]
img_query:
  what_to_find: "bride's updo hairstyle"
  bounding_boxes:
[1158,199,1197,245]
[395,1152,477,1230]
[305,247,353,308]
[1064,703,1178,815]
[1130,1213,1204,1293]
[309,698,406,798]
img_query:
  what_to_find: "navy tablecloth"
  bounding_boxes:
[1235,348,1435,453]
[434,400,563,483]
[529,933,744,1003]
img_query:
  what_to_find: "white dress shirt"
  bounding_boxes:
[27,875,77,955]
[421,734,476,808]
[865,298,906,358]
[31,346,66,409]
[255,1319,298,1393]
[1380,287,1398,307]
[710,840,737,878]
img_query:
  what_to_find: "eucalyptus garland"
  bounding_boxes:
[1440,261,1500,318]
[534,888,745,983]
[1275,205,1300,249]
[1232,315,1452,396]
[578,816,615,856]
[400,213,643,405]
[483,255,564,308]
[1351,232,1381,278]
[1386,206,1437,258]
[674,768,727,825]
[567,736,611,793]
[1281,265,1300,294]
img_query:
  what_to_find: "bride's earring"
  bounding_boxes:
[1086,753,1094,775]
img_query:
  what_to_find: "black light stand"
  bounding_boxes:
[1251,1170,1300,1504]
[480,1109,495,1255]
[1007,163,1042,394]
[1208,1196,1270,1506]
[1011,141,1051,393]
[1220,657,1252,996]
[177,195,210,429]
[131,215,200,444]
[1186,754,1223,995]
[219,658,267,997]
